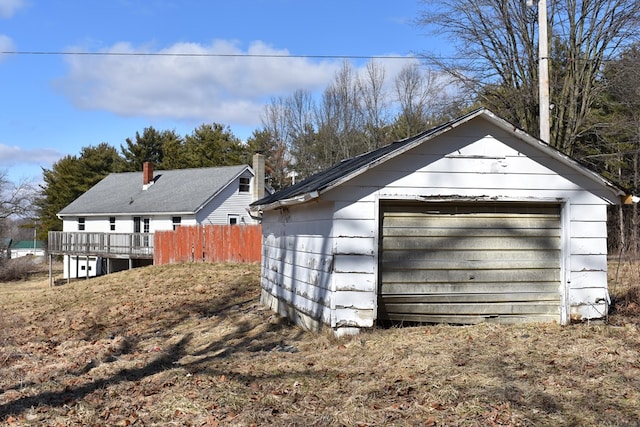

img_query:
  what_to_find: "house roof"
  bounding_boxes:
[252,108,630,211]
[10,240,45,250]
[59,165,250,216]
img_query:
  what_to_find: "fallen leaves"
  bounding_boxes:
[1,262,640,426]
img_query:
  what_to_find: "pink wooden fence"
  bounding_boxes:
[154,225,262,265]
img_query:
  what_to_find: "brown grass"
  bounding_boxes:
[0,257,47,282]
[1,261,640,426]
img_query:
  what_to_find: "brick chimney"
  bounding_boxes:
[252,153,265,201]
[143,162,154,188]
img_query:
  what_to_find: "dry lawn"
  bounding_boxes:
[1,261,640,426]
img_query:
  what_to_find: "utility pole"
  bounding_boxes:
[537,0,551,143]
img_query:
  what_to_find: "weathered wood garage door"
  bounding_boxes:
[378,202,561,324]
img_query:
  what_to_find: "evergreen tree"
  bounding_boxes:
[159,134,189,170]
[37,143,122,235]
[120,127,181,171]
[183,123,251,168]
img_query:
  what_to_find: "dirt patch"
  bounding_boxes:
[1,262,640,426]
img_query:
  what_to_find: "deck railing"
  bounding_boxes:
[48,231,154,259]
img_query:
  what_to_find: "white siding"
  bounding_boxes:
[62,215,197,233]
[261,201,335,330]
[64,255,101,279]
[10,248,45,258]
[566,203,609,320]
[197,171,258,225]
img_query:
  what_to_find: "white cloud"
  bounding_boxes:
[55,40,344,127]
[0,144,62,168]
[0,34,15,62]
[0,0,26,18]
[0,0,17,63]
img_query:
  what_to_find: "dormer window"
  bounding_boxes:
[239,177,250,193]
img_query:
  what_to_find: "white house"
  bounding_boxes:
[54,155,267,279]
[251,109,631,336]
[10,240,46,258]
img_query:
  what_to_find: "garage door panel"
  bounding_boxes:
[382,258,559,270]
[378,202,561,324]
[382,249,560,262]
[382,236,561,251]
[383,216,560,231]
[382,292,560,304]
[381,268,559,283]
[380,282,560,295]
[383,313,561,325]
[383,226,560,238]
[382,204,559,215]
[382,302,560,316]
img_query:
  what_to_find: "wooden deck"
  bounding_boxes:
[48,231,154,259]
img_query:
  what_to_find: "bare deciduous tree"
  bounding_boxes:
[315,61,366,166]
[258,59,463,182]
[358,60,390,151]
[260,95,293,189]
[1,172,36,221]
[417,0,640,155]
[394,63,444,139]
[285,89,317,179]
[1,172,37,258]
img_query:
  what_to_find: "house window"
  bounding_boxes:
[143,218,150,247]
[109,217,116,231]
[78,218,85,231]
[228,214,239,225]
[172,216,181,230]
[239,177,250,193]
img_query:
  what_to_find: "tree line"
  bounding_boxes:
[35,124,256,236]
[34,59,464,236]
[3,0,640,252]
[413,0,639,253]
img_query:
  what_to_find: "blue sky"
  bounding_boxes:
[0,0,441,184]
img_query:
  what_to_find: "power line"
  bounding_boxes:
[0,50,419,60]
[0,50,611,64]
[0,50,609,63]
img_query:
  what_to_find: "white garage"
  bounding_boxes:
[251,109,630,336]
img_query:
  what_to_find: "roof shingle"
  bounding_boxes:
[58,165,249,216]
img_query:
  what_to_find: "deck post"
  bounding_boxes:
[49,254,53,288]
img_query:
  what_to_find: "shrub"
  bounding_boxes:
[0,257,42,282]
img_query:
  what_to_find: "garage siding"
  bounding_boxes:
[379,202,562,324]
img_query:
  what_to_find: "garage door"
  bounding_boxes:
[378,202,561,324]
